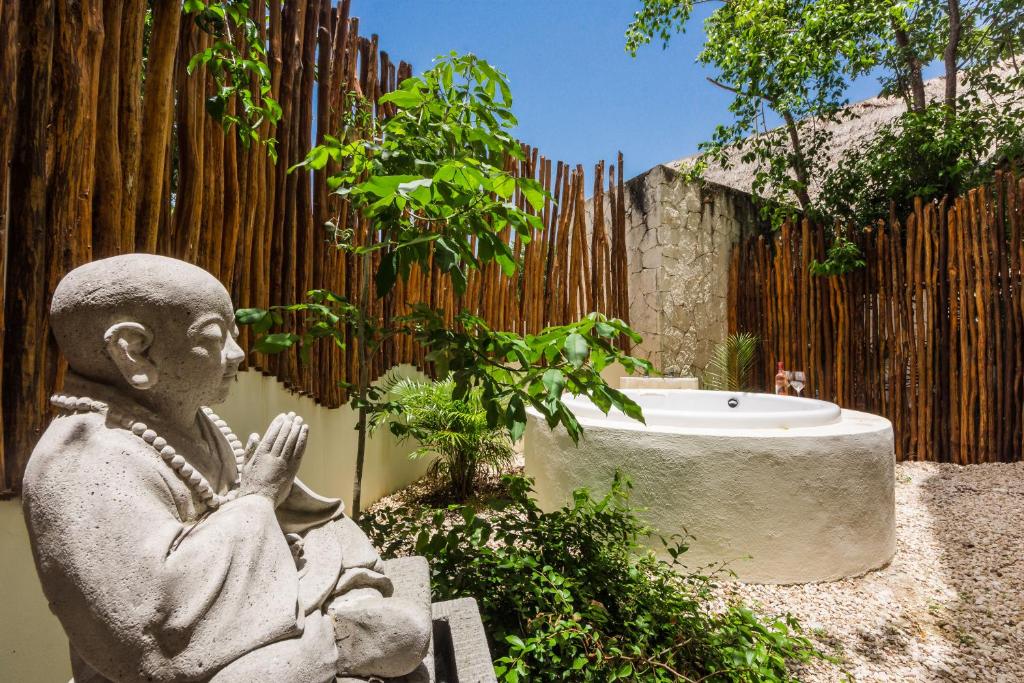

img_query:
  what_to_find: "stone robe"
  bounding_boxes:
[23,378,388,683]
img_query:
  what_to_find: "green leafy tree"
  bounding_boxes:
[370,375,516,500]
[819,69,1024,226]
[626,0,1024,231]
[239,54,652,515]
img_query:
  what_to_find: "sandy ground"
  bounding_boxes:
[714,461,1024,682]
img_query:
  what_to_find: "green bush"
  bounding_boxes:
[362,474,820,682]
[701,333,759,391]
[374,375,516,500]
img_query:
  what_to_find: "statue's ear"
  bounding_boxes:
[103,322,158,390]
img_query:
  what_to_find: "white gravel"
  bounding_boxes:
[713,461,1024,682]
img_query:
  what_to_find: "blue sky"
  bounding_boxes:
[352,1,899,181]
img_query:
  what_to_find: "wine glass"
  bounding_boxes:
[790,371,806,397]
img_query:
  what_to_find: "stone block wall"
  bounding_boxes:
[619,165,760,376]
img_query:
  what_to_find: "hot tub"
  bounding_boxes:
[524,389,895,584]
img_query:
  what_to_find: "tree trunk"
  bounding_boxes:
[893,25,926,112]
[0,0,18,493]
[350,251,372,518]
[944,0,962,119]
[93,0,123,257]
[118,0,146,253]
[4,0,53,493]
[782,111,813,212]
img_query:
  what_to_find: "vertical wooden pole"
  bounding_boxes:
[135,0,181,253]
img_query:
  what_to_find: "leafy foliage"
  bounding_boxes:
[628,0,890,221]
[808,235,868,277]
[626,0,1024,228]
[370,375,517,500]
[291,52,547,297]
[817,78,1024,225]
[362,474,821,682]
[701,333,760,391]
[238,300,652,448]
[184,0,281,157]
[239,54,652,514]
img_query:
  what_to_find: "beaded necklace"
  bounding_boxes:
[50,394,246,509]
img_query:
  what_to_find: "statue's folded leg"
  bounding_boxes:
[329,556,433,680]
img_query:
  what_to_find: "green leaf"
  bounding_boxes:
[491,173,515,199]
[361,174,421,199]
[379,88,425,109]
[517,177,546,212]
[397,178,433,204]
[235,308,268,325]
[541,368,565,399]
[205,95,227,122]
[495,252,517,277]
[254,332,299,354]
[395,233,441,250]
[563,333,589,369]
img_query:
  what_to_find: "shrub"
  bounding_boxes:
[374,375,517,500]
[701,333,759,391]
[362,474,820,682]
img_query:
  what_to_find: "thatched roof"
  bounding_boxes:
[665,65,1019,200]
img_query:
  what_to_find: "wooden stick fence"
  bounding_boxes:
[730,173,1024,463]
[0,0,630,495]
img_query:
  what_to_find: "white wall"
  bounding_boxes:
[0,367,431,682]
[0,499,69,682]
[215,366,433,507]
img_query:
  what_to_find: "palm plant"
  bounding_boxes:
[376,375,516,500]
[701,333,759,391]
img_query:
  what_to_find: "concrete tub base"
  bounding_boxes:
[524,409,895,584]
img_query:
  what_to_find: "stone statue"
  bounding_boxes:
[22,255,493,683]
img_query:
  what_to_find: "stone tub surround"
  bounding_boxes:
[524,405,896,584]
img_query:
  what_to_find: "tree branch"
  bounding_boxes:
[705,77,812,211]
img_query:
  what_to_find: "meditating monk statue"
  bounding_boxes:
[22,254,433,682]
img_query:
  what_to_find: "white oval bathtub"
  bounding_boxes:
[563,389,842,430]
[524,390,895,584]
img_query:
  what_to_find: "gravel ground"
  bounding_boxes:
[714,461,1024,682]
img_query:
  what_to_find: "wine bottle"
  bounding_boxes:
[775,361,788,395]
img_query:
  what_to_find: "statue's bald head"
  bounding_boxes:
[51,254,234,384]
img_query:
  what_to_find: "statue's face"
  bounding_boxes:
[147,282,246,407]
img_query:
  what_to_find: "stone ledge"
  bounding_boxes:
[619,377,699,390]
[431,598,496,683]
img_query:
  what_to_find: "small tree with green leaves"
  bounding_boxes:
[239,54,652,515]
